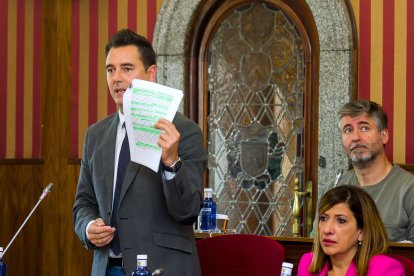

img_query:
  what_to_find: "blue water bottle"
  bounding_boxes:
[199,188,212,230]
[0,247,6,276]
[131,254,152,276]
[200,188,216,231]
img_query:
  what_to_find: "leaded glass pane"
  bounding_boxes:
[207,2,305,236]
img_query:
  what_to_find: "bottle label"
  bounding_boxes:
[199,208,212,230]
[137,260,147,267]
[280,267,292,276]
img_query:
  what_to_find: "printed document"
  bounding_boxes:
[123,79,183,172]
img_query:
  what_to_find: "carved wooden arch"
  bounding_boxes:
[186,0,320,235]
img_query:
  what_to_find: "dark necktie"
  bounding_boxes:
[110,124,130,255]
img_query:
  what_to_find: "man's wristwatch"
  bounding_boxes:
[162,157,182,173]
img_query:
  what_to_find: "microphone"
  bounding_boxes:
[2,183,54,257]
[152,268,165,275]
[40,183,54,200]
[334,169,343,187]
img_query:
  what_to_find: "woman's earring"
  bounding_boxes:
[358,240,362,246]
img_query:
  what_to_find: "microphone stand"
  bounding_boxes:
[2,183,54,257]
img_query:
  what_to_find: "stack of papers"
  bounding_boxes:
[123,79,183,172]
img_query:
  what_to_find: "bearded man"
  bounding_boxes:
[317,100,414,242]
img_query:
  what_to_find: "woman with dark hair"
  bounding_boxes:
[298,185,404,276]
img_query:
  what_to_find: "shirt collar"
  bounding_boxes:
[118,111,125,128]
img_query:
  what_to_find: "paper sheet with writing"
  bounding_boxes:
[123,79,183,172]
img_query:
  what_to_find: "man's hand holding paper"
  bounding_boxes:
[154,118,180,167]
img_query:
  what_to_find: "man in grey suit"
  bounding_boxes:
[73,29,207,275]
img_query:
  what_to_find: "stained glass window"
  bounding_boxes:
[207,2,305,236]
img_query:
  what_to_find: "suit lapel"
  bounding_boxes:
[102,115,119,209]
[119,160,142,204]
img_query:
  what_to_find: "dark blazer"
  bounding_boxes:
[73,112,207,275]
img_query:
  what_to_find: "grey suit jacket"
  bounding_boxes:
[73,112,207,275]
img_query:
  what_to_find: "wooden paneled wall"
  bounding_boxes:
[0,0,91,275]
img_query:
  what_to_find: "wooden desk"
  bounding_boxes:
[195,233,414,275]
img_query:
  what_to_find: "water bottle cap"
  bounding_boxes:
[282,262,293,268]
[137,254,147,259]
[204,188,213,196]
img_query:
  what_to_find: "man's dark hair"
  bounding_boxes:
[337,99,388,131]
[105,28,156,70]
